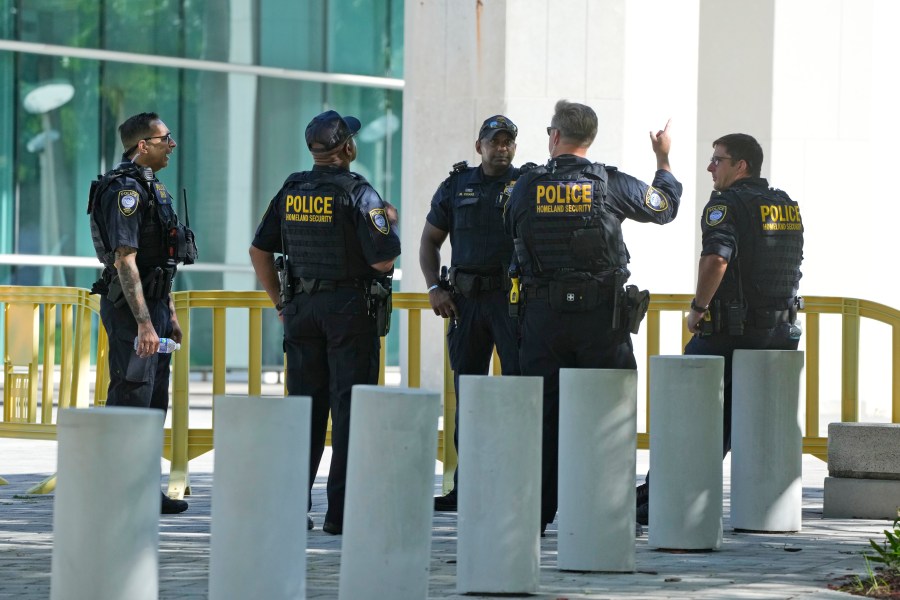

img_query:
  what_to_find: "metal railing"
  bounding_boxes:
[2,285,899,496]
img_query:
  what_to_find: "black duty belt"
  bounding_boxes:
[525,285,551,300]
[524,281,617,300]
[450,270,504,296]
[292,278,366,294]
[746,307,794,329]
[139,266,175,300]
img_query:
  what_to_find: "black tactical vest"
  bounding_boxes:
[280,170,366,280]
[87,162,195,272]
[515,162,627,278]
[720,184,804,306]
[445,166,516,271]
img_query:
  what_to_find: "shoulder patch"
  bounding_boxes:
[118,190,140,216]
[369,208,390,235]
[644,186,668,212]
[705,204,727,226]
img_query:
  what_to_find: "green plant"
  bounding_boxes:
[857,556,887,592]
[865,513,900,574]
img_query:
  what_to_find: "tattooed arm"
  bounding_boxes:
[114,246,159,357]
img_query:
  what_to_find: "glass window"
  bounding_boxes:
[2,0,404,366]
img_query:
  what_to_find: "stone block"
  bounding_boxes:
[828,422,900,480]
[823,477,900,520]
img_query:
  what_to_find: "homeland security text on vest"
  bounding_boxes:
[536,182,592,214]
[285,194,333,223]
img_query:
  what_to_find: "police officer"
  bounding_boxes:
[88,112,197,515]
[419,115,522,511]
[504,100,682,535]
[636,133,804,524]
[249,110,401,535]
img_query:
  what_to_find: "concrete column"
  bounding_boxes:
[558,368,637,572]
[648,356,724,551]
[50,407,164,600]
[457,375,543,595]
[697,0,776,259]
[731,350,804,532]
[208,395,311,600]
[339,386,440,600]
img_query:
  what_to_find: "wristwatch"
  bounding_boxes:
[690,298,708,314]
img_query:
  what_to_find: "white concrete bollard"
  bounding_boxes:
[208,395,311,600]
[457,375,543,595]
[558,368,637,572]
[731,350,804,532]
[339,386,441,600]
[648,355,724,551]
[50,407,164,600]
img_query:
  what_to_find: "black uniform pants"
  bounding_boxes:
[283,287,379,525]
[518,298,636,527]
[684,325,800,456]
[445,288,520,492]
[99,294,173,413]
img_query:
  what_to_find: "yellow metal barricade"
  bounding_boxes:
[3,284,900,495]
[0,285,108,490]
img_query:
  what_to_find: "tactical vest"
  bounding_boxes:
[87,162,196,272]
[445,166,516,271]
[515,162,627,279]
[280,170,367,280]
[721,185,804,306]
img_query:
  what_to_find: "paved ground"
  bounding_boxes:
[0,378,889,598]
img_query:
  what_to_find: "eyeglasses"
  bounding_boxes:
[709,155,732,167]
[482,120,517,136]
[144,133,174,144]
[546,126,556,136]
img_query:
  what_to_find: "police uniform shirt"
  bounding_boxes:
[700,176,803,305]
[425,165,518,269]
[95,161,176,260]
[504,155,683,274]
[252,165,401,268]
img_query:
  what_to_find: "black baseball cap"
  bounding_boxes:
[478,115,518,141]
[305,110,362,152]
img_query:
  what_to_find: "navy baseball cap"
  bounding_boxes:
[305,110,362,152]
[478,115,518,141]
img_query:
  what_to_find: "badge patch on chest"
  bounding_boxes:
[705,204,727,226]
[118,190,140,216]
[644,187,668,212]
[369,208,390,235]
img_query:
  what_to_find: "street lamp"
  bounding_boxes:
[23,80,74,286]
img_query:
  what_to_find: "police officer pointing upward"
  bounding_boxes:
[419,115,523,511]
[88,112,197,515]
[504,100,682,535]
[249,110,400,535]
[635,133,804,524]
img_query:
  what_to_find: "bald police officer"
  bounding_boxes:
[88,112,197,515]
[419,115,523,511]
[636,133,804,524]
[504,100,682,535]
[250,110,401,535]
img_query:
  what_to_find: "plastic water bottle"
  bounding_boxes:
[133,336,180,353]
[788,318,803,340]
